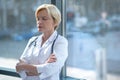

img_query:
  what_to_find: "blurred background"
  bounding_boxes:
[0,0,120,80]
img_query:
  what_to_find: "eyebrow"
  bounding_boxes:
[37,15,50,18]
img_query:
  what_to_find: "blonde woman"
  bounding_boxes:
[16,4,68,80]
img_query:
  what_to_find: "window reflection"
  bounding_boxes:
[66,0,120,80]
[0,0,50,70]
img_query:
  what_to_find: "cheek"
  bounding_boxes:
[46,22,54,28]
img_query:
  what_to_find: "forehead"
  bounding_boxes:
[37,9,50,16]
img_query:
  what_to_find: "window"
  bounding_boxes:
[1,0,120,80]
[66,0,120,80]
[0,0,51,75]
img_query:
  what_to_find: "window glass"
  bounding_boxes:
[66,0,120,80]
[0,0,51,71]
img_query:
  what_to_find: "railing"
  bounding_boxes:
[0,67,83,80]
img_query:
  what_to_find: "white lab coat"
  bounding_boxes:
[19,31,68,80]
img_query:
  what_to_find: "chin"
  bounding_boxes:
[38,29,44,33]
[37,29,41,32]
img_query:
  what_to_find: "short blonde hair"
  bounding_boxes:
[35,4,61,30]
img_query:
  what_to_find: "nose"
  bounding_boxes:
[37,19,42,24]
[37,19,43,26]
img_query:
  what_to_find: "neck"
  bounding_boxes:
[42,30,55,43]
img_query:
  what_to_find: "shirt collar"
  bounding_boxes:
[47,30,58,42]
[36,30,58,46]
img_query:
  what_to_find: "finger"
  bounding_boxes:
[16,63,20,66]
[19,59,23,62]
[47,57,56,62]
[51,54,55,56]
[51,56,56,59]
[51,54,56,57]
[49,56,55,59]
[19,59,26,64]
[49,58,57,62]
[49,58,56,62]
[50,54,57,59]
[48,59,56,63]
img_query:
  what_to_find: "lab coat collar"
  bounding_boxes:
[47,30,58,42]
[36,30,58,47]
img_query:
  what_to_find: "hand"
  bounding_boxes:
[16,59,26,66]
[16,59,26,72]
[16,59,39,76]
[26,71,40,76]
[16,63,24,72]
[45,54,57,63]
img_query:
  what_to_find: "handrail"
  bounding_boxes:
[0,67,83,80]
[0,67,20,77]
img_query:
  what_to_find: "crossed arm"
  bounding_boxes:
[16,54,56,76]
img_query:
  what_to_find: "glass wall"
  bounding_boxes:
[0,0,51,71]
[1,0,120,80]
[66,0,120,80]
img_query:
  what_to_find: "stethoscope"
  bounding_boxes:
[28,34,59,54]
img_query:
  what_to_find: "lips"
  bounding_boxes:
[37,24,43,28]
[38,26,42,28]
[38,27,42,29]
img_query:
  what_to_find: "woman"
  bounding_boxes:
[16,4,68,80]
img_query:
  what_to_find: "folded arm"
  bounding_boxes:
[16,54,56,76]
